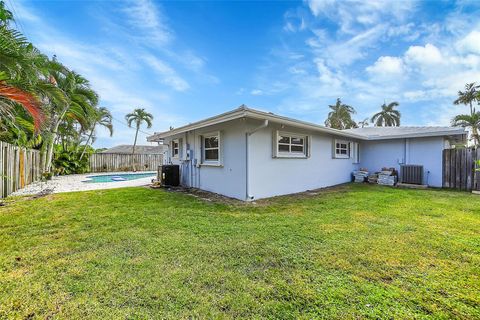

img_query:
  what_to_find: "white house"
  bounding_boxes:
[147,106,466,200]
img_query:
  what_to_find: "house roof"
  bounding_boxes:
[100,145,167,154]
[147,105,364,141]
[147,105,466,141]
[344,126,466,140]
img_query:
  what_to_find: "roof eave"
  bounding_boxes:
[147,108,248,141]
[147,107,365,141]
[364,130,466,140]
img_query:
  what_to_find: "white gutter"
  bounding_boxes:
[245,119,269,201]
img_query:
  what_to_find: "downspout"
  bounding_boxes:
[245,119,269,201]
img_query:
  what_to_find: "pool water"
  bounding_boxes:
[83,173,156,183]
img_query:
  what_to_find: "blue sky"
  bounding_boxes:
[7,0,480,148]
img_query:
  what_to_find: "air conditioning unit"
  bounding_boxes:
[158,165,180,187]
[400,165,424,185]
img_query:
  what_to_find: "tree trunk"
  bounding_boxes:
[45,105,70,172]
[472,126,479,147]
[79,124,96,160]
[132,126,139,171]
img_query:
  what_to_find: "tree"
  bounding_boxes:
[324,98,358,129]
[125,107,153,157]
[44,68,98,171]
[452,112,480,146]
[454,82,479,116]
[0,1,112,175]
[79,107,113,160]
[358,118,369,128]
[371,101,401,127]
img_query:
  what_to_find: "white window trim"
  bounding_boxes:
[201,131,222,166]
[274,131,309,158]
[172,139,180,159]
[334,139,350,159]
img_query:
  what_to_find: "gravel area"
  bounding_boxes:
[10,171,157,196]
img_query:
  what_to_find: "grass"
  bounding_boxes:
[0,184,479,319]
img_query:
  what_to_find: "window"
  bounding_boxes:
[172,139,179,158]
[202,132,221,165]
[275,131,308,158]
[334,139,350,159]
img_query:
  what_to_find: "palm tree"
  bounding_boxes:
[44,68,98,171]
[371,101,401,127]
[358,117,369,128]
[452,112,480,146]
[0,16,48,129]
[79,107,113,160]
[324,98,358,129]
[454,83,479,116]
[125,108,153,155]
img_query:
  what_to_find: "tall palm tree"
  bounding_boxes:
[452,112,480,146]
[44,68,98,171]
[358,117,369,128]
[371,101,401,127]
[125,108,153,155]
[324,98,358,129]
[0,17,47,129]
[454,82,479,116]
[79,107,113,160]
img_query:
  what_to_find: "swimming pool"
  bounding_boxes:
[83,172,156,183]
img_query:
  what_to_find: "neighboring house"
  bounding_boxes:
[100,144,167,155]
[147,106,466,201]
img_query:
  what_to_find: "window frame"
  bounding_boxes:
[334,139,350,159]
[274,131,309,158]
[201,131,222,166]
[172,139,180,159]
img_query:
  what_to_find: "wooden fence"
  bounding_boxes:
[0,141,41,199]
[442,148,480,191]
[89,153,163,172]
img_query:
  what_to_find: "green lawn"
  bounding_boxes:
[0,184,479,319]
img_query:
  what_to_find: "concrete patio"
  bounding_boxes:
[10,171,156,196]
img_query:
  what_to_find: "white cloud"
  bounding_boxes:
[366,56,404,75]
[307,0,415,34]
[123,0,172,44]
[250,89,263,95]
[404,43,443,65]
[142,55,190,91]
[307,24,386,67]
[456,30,480,54]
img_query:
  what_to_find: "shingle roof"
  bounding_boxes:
[100,145,167,154]
[147,105,466,141]
[344,126,466,139]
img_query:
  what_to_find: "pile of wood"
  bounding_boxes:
[353,169,369,183]
[377,168,397,186]
[368,174,378,184]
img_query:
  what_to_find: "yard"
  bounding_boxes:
[0,184,479,319]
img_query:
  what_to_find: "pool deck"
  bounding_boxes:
[10,171,157,197]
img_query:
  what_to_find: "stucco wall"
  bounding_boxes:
[359,137,445,187]
[247,119,360,200]
[407,137,445,187]
[161,118,447,199]
[163,119,247,200]
[359,139,406,172]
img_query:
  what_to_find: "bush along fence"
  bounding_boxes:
[89,153,163,172]
[442,148,480,191]
[1,141,41,199]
